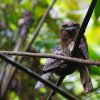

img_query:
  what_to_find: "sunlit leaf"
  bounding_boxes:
[94,0,100,19]
[91,66,100,75]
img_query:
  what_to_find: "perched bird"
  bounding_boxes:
[35,22,93,93]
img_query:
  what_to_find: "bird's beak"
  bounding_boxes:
[64,27,76,31]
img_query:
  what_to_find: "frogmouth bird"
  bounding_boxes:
[35,22,93,93]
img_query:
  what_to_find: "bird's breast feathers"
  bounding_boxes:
[68,41,74,52]
[43,42,74,73]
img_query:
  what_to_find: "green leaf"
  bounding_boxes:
[89,46,100,60]
[91,66,100,75]
[94,0,100,19]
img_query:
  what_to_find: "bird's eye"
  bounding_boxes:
[76,25,80,29]
[62,25,68,28]
[73,24,80,29]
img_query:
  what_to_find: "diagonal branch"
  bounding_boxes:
[25,0,56,51]
[72,0,97,54]
[0,51,100,66]
[48,0,98,99]
[0,0,56,98]
[0,11,34,98]
[0,54,79,100]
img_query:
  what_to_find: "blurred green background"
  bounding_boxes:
[0,0,100,100]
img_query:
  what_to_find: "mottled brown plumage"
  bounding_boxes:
[35,22,93,93]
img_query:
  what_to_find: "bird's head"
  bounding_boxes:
[60,22,80,41]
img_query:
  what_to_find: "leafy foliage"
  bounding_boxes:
[95,0,100,19]
[0,0,100,100]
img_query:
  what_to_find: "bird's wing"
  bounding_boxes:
[79,36,88,59]
[78,36,93,93]
[34,72,51,89]
[43,45,66,73]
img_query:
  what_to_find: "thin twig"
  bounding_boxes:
[0,0,56,98]
[0,54,79,100]
[0,11,34,98]
[25,0,56,51]
[0,51,100,66]
[48,0,98,99]
[83,87,100,100]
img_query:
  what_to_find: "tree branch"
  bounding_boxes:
[0,54,79,100]
[24,0,56,51]
[72,0,97,54]
[0,0,56,98]
[0,11,34,98]
[0,51,100,66]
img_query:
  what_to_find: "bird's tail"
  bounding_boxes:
[79,66,93,93]
[34,72,51,89]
